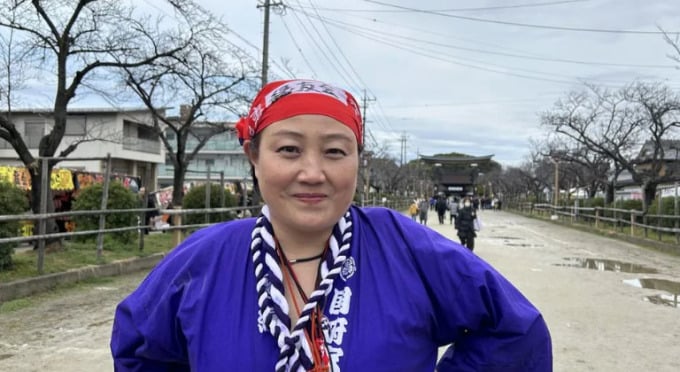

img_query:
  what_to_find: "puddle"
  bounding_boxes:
[505,243,544,247]
[554,257,659,274]
[623,278,680,308]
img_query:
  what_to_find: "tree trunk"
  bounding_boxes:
[172,164,187,207]
[605,182,615,204]
[29,165,62,250]
[642,181,658,214]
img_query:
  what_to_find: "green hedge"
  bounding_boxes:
[182,183,237,225]
[71,182,138,244]
[647,196,680,228]
[0,182,29,271]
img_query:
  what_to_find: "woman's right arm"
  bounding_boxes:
[110,261,191,371]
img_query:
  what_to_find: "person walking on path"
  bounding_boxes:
[448,197,458,225]
[111,79,551,372]
[418,197,429,225]
[408,199,419,221]
[435,196,448,224]
[455,196,478,251]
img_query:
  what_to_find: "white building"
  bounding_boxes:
[157,120,251,192]
[0,107,164,191]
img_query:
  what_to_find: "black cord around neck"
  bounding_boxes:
[287,251,325,265]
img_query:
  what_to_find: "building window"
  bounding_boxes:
[25,119,45,148]
[65,115,86,136]
[205,159,215,167]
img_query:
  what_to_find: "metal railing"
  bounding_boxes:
[122,137,161,154]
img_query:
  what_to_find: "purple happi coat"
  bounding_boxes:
[111,206,552,371]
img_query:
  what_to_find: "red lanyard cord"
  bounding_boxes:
[277,241,331,371]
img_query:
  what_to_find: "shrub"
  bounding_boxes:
[71,182,138,244]
[182,183,237,225]
[582,197,605,208]
[647,196,680,228]
[601,199,643,224]
[0,182,29,271]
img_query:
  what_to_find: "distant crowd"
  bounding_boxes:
[408,194,502,252]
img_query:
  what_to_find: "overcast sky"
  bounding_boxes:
[191,0,679,167]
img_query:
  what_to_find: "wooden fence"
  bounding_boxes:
[0,154,260,274]
[1,155,411,275]
[511,201,680,247]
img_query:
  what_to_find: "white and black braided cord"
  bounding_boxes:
[250,206,353,372]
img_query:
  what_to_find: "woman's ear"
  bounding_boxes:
[243,140,259,180]
[243,140,255,163]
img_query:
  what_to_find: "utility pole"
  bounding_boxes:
[399,132,408,167]
[550,157,560,219]
[257,0,284,87]
[361,89,375,146]
[361,89,375,206]
[553,160,560,206]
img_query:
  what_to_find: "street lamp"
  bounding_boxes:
[470,163,478,195]
[434,163,442,195]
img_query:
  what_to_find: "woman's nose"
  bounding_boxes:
[297,154,326,183]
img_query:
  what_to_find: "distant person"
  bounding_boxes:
[435,196,448,224]
[418,197,430,225]
[448,197,458,225]
[455,196,478,251]
[408,199,419,221]
[144,192,159,234]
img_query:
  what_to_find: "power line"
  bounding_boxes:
[289,8,579,85]
[301,0,589,13]
[301,8,677,71]
[363,0,680,35]
[295,0,363,92]
[319,16,676,70]
[292,7,663,88]
[283,2,400,136]
[288,7,673,88]
[288,2,357,89]
[379,96,561,109]
[279,16,319,78]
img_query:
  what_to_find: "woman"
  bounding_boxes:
[111,79,552,371]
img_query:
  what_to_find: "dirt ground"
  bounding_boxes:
[1,209,679,371]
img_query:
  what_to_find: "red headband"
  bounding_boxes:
[236,79,363,145]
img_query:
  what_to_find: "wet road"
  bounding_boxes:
[1,209,679,371]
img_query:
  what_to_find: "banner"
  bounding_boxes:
[0,165,74,190]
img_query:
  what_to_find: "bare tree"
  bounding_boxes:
[662,28,680,65]
[122,30,258,206]
[0,0,199,235]
[539,136,611,199]
[369,155,403,195]
[541,82,680,212]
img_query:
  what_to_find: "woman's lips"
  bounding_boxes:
[294,193,326,203]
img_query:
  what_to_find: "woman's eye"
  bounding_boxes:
[326,148,347,156]
[277,146,299,154]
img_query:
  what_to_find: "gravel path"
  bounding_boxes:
[1,209,678,371]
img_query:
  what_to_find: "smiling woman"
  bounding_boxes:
[110,79,552,372]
